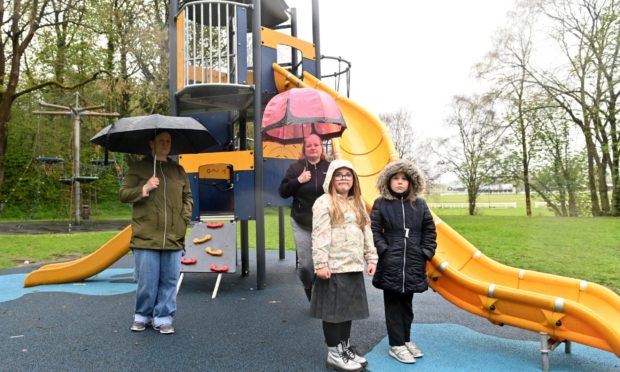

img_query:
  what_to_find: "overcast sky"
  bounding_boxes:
[285,0,517,139]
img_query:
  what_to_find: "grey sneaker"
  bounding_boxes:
[130,321,147,332]
[389,345,416,364]
[154,324,175,334]
[405,341,424,358]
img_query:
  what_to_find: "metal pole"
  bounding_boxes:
[311,0,321,78]
[73,94,81,226]
[252,0,265,289]
[239,110,250,277]
[278,206,285,260]
[168,0,178,115]
[290,7,298,76]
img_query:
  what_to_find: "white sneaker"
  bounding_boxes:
[389,345,416,364]
[342,340,368,367]
[327,344,363,371]
[153,324,175,334]
[405,341,424,358]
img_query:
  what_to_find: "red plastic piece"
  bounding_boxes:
[206,221,225,229]
[210,264,229,273]
[181,257,197,265]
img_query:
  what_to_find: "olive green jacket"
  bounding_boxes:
[119,156,193,250]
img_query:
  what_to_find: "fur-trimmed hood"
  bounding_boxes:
[376,160,426,201]
[323,159,356,193]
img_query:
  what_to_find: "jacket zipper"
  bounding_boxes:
[160,161,167,249]
[401,196,406,293]
[313,163,318,196]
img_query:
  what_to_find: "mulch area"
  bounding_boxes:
[0,220,130,235]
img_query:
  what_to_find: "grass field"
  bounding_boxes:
[438,215,620,293]
[426,192,556,216]
[1,207,618,294]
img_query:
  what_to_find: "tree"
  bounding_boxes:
[439,94,505,215]
[379,108,442,185]
[528,0,620,216]
[0,0,107,195]
[476,3,540,216]
[0,0,51,194]
[529,105,586,216]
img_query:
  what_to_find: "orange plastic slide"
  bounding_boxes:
[23,226,132,287]
[273,64,620,357]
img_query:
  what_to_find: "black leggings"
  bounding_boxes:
[322,320,352,347]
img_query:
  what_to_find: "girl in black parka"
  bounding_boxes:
[370,160,437,364]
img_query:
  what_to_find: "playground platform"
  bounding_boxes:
[1,250,618,371]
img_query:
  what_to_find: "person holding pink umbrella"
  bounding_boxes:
[278,133,330,301]
[264,88,346,301]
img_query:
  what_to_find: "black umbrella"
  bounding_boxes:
[90,114,218,156]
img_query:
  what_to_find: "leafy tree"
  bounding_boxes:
[528,106,587,216]
[0,0,108,198]
[439,94,505,215]
[476,3,541,216]
[528,0,620,215]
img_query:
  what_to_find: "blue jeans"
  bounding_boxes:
[132,248,182,327]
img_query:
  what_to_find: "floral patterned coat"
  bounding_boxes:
[311,194,378,273]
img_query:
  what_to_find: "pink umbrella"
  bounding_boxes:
[261,88,346,144]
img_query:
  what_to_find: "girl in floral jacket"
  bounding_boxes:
[311,159,378,372]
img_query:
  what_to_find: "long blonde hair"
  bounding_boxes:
[327,168,369,228]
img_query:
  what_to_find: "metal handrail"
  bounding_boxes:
[179,0,251,87]
[320,55,351,97]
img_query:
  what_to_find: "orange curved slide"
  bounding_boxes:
[273,64,620,357]
[23,226,132,287]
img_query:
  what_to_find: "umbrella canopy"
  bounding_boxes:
[261,88,346,144]
[90,114,218,155]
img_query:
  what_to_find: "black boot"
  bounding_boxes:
[304,287,312,302]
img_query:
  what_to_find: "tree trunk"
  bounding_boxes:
[567,188,577,217]
[597,156,610,215]
[0,114,8,193]
[467,191,476,216]
[518,105,532,217]
[584,135,602,216]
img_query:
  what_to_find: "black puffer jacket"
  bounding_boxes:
[278,158,330,230]
[371,160,437,293]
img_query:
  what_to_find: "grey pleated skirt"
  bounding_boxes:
[310,272,369,323]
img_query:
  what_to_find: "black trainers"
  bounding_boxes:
[130,321,147,332]
[153,324,175,334]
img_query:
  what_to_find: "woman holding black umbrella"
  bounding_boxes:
[119,131,193,334]
[279,134,330,301]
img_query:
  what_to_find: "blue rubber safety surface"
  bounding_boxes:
[0,269,135,302]
[366,324,620,372]
[1,250,619,371]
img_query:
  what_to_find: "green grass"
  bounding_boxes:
[0,208,296,271]
[439,215,620,293]
[0,231,119,270]
[1,209,619,294]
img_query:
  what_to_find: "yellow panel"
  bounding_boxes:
[261,27,316,60]
[263,141,302,159]
[179,151,254,173]
[176,11,185,91]
[186,65,229,84]
[198,163,231,180]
